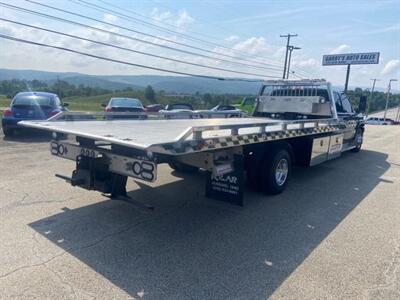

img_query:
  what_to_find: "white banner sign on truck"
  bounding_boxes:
[322,52,380,66]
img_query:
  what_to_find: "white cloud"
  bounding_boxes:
[225,35,239,42]
[151,8,172,22]
[232,37,269,55]
[150,8,193,30]
[381,60,400,75]
[208,37,285,77]
[296,58,317,67]
[176,10,194,29]
[0,14,397,87]
[330,44,351,54]
[103,14,118,23]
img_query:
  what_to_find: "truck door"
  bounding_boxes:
[334,92,357,141]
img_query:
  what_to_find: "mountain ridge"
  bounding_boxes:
[0,68,387,94]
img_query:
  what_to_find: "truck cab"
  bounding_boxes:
[252,79,364,145]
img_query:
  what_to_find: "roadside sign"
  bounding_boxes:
[322,52,380,66]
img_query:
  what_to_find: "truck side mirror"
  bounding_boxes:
[358,95,367,113]
[101,103,106,107]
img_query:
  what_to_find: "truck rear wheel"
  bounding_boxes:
[168,161,199,173]
[262,148,292,195]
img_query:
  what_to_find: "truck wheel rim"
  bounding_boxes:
[275,158,288,186]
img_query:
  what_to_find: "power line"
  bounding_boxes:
[0,33,270,82]
[76,0,312,79]
[0,18,281,78]
[0,2,284,74]
[136,0,316,78]
[75,0,289,70]
[25,0,285,72]
[97,0,222,41]
[73,0,222,49]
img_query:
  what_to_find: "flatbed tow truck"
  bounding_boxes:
[21,79,365,206]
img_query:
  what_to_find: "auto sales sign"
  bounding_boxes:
[322,52,380,66]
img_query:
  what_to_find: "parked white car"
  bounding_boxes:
[365,117,393,125]
[195,105,247,118]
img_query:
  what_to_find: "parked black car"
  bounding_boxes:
[102,98,145,119]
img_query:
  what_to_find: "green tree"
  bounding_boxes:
[144,85,156,103]
[203,93,212,109]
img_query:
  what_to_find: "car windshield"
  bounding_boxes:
[110,98,143,108]
[13,95,55,107]
[243,98,255,106]
[267,88,330,100]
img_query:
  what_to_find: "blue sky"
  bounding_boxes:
[0,0,399,90]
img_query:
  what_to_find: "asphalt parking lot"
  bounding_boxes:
[0,125,399,299]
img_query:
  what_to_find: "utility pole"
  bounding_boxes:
[286,46,301,79]
[280,33,297,79]
[56,75,61,96]
[368,78,380,116]
[344,64,351,93]
[384,79,398,121]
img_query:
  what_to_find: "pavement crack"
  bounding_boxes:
[9,285,32,299]
[0,199,190,281]
[44,263,79,299]
[0,250,66,280]
[363,237,400,298]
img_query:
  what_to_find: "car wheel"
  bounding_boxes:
[168,161,199,173]
[261,148,292,195]
[3,128,14,137]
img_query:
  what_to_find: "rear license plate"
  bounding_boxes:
[50,141,156,182]
[50,141,100,160]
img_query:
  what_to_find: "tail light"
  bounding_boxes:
[105,107,112,112]
[3,108,13,117]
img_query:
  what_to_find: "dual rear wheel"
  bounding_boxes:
[168,146,292,195]
[247,147,292,195]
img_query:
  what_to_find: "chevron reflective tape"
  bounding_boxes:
[165,125,341,154]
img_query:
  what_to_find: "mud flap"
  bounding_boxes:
[205,154,244,206]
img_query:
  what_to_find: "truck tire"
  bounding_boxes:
[168,161,199,173]
[351,129,363,152]
[261,148,292,195]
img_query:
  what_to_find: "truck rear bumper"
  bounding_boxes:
[50,141,157,182]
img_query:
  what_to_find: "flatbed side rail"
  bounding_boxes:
[146,118,343,155]
[175,118,339,142]
[48,110,248,121]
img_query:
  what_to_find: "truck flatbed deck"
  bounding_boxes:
[20,117,339,155]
